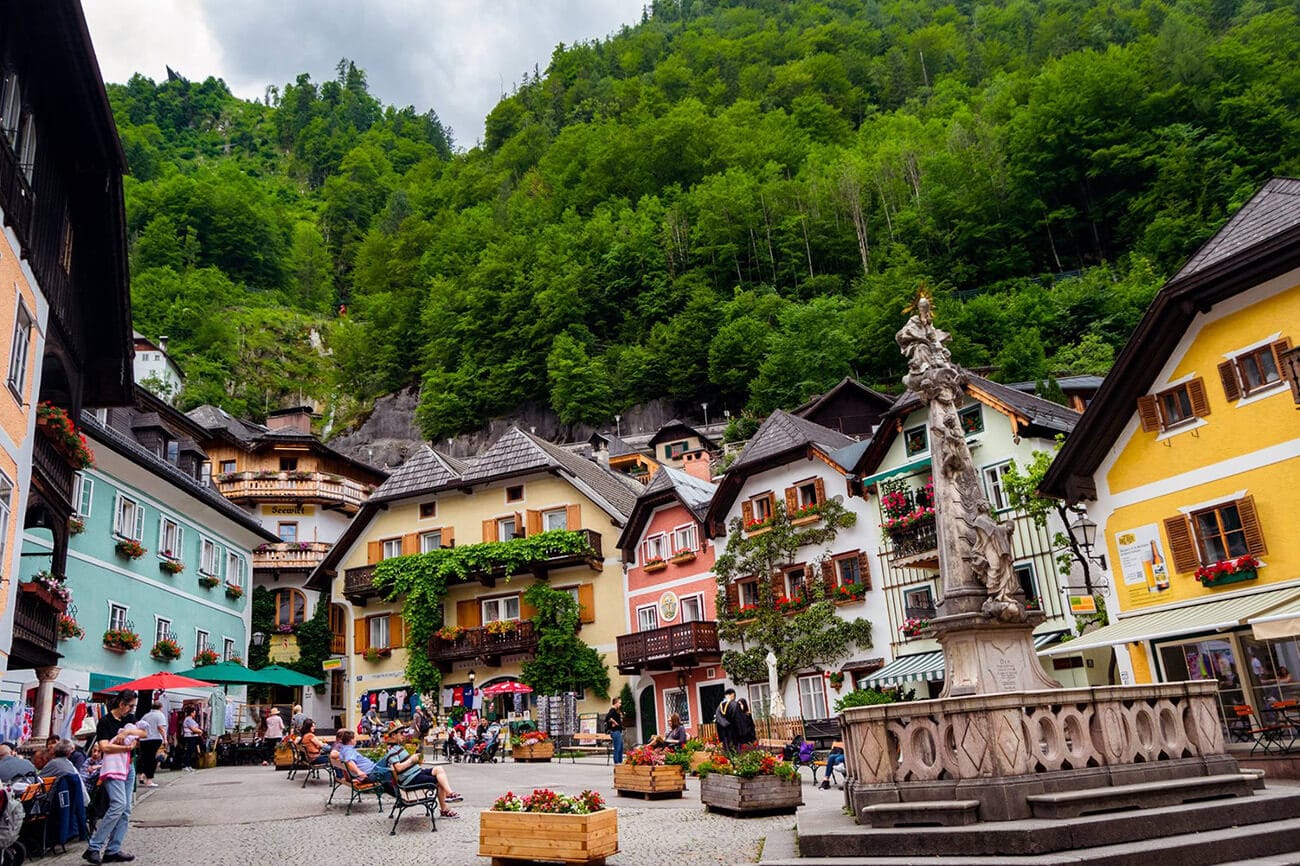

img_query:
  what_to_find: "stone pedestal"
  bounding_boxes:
[33,666,61,739]
[932,613,1059,697]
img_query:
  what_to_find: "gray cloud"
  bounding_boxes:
[83,0,645,147]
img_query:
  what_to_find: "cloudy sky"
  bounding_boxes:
[82,0,645,147]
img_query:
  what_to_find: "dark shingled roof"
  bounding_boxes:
[370,446,468,503]
[1006,375,1105,394]
[606,435,639,458]
[616,466,716,552]
[647,419,718,450]
[730,410,855,471]
[527,432,640,521]
[1172,178,1300,281]
[887,372,1080,437]
[186,404,386,481]
[187,404,264,443]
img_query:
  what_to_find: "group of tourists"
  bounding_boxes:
[713,688,758,751]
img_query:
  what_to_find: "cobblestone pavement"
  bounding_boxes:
[45,757,848,865]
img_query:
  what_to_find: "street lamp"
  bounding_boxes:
[1068,514,1105,570]
[468,670,476,690]
[701,402,709,425]
[614,415,621,436]
[251,632,265,647]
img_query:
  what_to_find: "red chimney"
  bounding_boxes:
[266,406,313,434]
[682,449,714,482]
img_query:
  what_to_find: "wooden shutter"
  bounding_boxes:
[820,559,836,592]
[814,477,826,503]
[514,512,524,537]
[1137,395,1161,432]
[784,487,798,513]
[353,619,368,654]
[519,594,537,621]
[367,540,382,564]
[389,613,405,648]
[456,599,482,629]
[443,526,454,547]
[401,533,419,556]
[1163,515,1199,574]
[525,510,542,537]
[566,504,581,531]
[1188,377,1211,417]
[577,584,596,624]
[741,500,754,525]
[770,570,785,600]
[1236,495,1268,556]
[725,580,740,614]
[1218,361,1241,402]
[1272,337,1294,370]
[858,551,872,590]
[482,519,496,543]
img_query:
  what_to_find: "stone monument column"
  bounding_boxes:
[32,665,61,738]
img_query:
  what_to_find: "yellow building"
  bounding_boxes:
[309,427,638,728]
[1043,178,1300,727]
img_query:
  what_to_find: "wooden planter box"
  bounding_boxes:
[479,807,618,865]
[274,742,295,769]
[700,774,802,817]
[689,751,715,774]
[513,740,555,762]
[614,763,684,798]
[643,560,668,573]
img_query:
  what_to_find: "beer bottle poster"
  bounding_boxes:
[1114,524,1172,601]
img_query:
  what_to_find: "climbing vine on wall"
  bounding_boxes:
[373,530,597,695]
[520,583,610,700]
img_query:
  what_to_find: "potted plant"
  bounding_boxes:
[227,653,243,665]
[198,574,220,589]
[362,646,391,663]
[192,647,220,666]
[743,515,773,535]
[436,625,463,642]
[480,788,616,864]
[789,501,823,524]
[23,572,71,612]
[115,539,146,560]
[669,548,697,565]
[485,618,518,637]
[150,637,182,662]
[615,745,685,798]
[899,617,930,638]
[511,730,554,762]
[102,628,141,652]
[643,556,668,573]
[159,559,184,575]
[36,401,94,468]
[68,516,85,535]
[57,614,84,641]
[698,749,802,816]
[834,582,867,603]
[224,582,244,600]
[828,671,846,690]
[1196,554,1262,588]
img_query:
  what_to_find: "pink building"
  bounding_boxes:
[615,464,723,743]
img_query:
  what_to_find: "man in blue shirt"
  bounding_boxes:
[334,729,391,784]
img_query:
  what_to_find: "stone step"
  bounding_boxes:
[862,799,980,828]
[1025,772,1254,819]
[798,786,1300,859]
[764,814,1300,865]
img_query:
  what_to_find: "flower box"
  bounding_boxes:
[159,559,184,575]
[643,559,668,573]
[479,806,617,864]
[743,522,773,537]
[513,740,555,762]
[102,628,141,653]
[1200,567,1258,588]
[36,402,94,468]
[20,580,68,614]
[363,646,392,663]
[192,648,220,666]
[669,550,697,565]
[150,638,182,662]
[700,773,802,816]
[198,575,220,589]
[790,514,822,527]
[689,751,716,774]
[614,763,684,798]
[224,583,244,600]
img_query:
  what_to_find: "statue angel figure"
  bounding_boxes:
[896,296,952,379]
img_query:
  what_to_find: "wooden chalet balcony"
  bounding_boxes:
[214,471,374,513]
[465,528,604,586]
[253,541,332,572]
[12,584,60,666]
[616,621,721,675]
[0,131,35,253]
[343,564,380,605]
[887,517,939,570]
[32,434,75,512]
[428,621,539,673]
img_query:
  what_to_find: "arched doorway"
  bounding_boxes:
[638,685,656,744]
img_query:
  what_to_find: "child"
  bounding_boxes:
[99,725,147,782]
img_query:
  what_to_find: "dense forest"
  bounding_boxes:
[112,0,1300,438]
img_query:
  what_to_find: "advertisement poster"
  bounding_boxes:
[1115,524,1172,600]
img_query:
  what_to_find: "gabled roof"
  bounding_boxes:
[187,404,386,482]
[369,446,469,503]
[615,467,717,553]
[605,435,640,458]
[1006,375,1105,394]
[792,376,894,418]
[1042,178,1300,502]
[647,419,718,450]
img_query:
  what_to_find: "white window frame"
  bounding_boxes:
[642,533,667,563]
[798,673,829,719]
[542,508,568,531]
[277,522,298,543]
[671,524,697,553]
[496,515,517,540]
[982,461,1013,513]
[199,537,220,576]
[419,530,443,553]
[748,682,771,718]
[482,595,520,623]
[158,516,183,561]
[16,113,35,180]
[0,74,21,145]
[381,537,402,559]
[637,605,660,632]
[223,637,236,661]
[664,688,690,726]
[73,473,93,517]
[226,551,245,588]
[195,629,209,653]
[680,594,703,623]
[113,494,145,541]
[108,602,128,632]
[0,470,11,571]
[154,616,171,645]
[368,615,390,649]
[7,299,33,398]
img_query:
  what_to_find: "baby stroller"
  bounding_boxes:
[443,736,468,763]
[466,731,499,764]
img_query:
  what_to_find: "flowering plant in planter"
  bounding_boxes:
[485,618,518,636]
[30,572,71,605]
[192,647,220,666]
[643,556,667,571]
[103,628,141,651]
[57,614,84,640]
[827,671,846,689]
[899,617,930,638]
[743,515,773,532]
[1195,554,1262,584]
[159,559,184,575]
[115,539,146,560]
[68,516,85,535]
[882,506,936,535]
[436,625,463,641]
[36,402,94,468]
[491,788,605,814]
[834,582,867,602]
[150,637,183,661]
[363,646,392,663]
[227,654,242,665]
[198,574,220,589]
[696,748,797,780]
[774,594,810,615]
[224,582,244,600]
[510,730,551,748]
[789,501,823,521]
[736,603,759,619]
[623,744,666,766]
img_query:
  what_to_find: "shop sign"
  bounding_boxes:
[263,504,315,516]
[1068,595,1098,615]
[322,657,346,672]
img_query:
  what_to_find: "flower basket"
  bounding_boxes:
[36,402,94,468]
[21,575,70,613]
[363,647,392,663]
[900,617,930,638]
[669,549,697,565]
[828,671,846,689]
[743,518,773,536]
[115,539,146,560]
[834,583,867,604]
[643,558,668,573]
[57,614,84,641]
[789,502,823,525]
[192,648,220,666]
[700,773,802,816]
[512,732,554,762]
[481,790,615,864]
[150,638,182,662]
[197,575,220,589]
[224,583,244,600]
[1196,555,1261,588]
[159,559,184,575]
[485,619,518,637]
[102,629,141,652]
[615,750,684,798]
[68,517,84,535]
[436,625,463,642]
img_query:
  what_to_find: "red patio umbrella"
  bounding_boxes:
[481,680,533,697]
[104,671,216,693]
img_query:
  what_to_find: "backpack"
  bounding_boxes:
[0,788,22,848]
[798,742,815,763]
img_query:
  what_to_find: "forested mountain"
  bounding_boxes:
[112,0,1300,439]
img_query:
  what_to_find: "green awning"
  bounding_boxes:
[858,651,944,688]
[862,457,932,487]
[88,673,130,693]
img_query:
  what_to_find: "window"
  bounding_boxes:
[748,493,774,524]
[666,440,689,459]
[200,462,211,487]
[959,404,984,435]
[836,556,861,586]
[154,617,171,645]
[0,471,10,570]
[73,473,93,516]
[637,605,659,632]
[482,595,520,623]
[983,462,1013,513]
[0,74,21,146]
[7,300,32,398]
[279,457,298,471]
[1220,340,1291,400]
[642,534,667,563]
[1160,386,1195,427]
[1014,562,1038,603]
[114,495,144,541]
[680,594,703,623]
[739,580,760,609]
[195,629,209,653]
[219,460,237,474]
[505,485,524,503]
[381,537,402,559]
[497,516,517,540]
[1193,504,1251,564]
[785,565,807,598]
[542,508,568,531]
[275,589,307,627]
[419,501,437,520]
[165,440,179,465]
[223,638,236,661]
[796,480,820,508]
[368,615,390,649]
[904,424,928,456]
[158,517,183,560]
[665,689,690,725]
[798,674,828,719]
[278,522,298,543]
[748,683,771,718]
[226,551,245,588]
[904,586,936,618]
[109,604,128,632]
[672,524,697,553]
[330,671,345,709]
[199,538,220,575]
[1165,496,1266,573]
[420,530,442,553]
[1138,379,1210,433]
[16,114,35,180]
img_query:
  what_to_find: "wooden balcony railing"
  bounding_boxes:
[428,621,539,671]
[0,132,35,252]
[214,471,374,513]
[616,620,721,675]
[343,565,379,605]
[253,541,331,571]
[32,433,74,511]
[465,528,604,585]
[887,517,939,568]
[13,585,59,660]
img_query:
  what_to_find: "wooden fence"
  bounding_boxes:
[698,715,805,745]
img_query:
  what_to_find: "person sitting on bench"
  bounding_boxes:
[335,729,391,785]
[649,714,688,750]
[820,744,845,789]
[383,741,463,818]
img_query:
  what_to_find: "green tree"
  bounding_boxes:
[546,333,614,426]
[521,584,610,699]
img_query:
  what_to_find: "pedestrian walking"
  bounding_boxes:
[714,688,738,752]
[179,707,203,772]
[605,697,625,765]
[82,689,139,864]
[135,699,167,788]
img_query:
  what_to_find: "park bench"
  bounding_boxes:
[568,732,613,763]
[811,740,846,788]
[328,754,386,816]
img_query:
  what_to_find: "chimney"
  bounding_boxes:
[266,406,313,434]
[682,449,714,482]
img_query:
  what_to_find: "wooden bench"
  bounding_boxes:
[811,740,846,787]
[328,755,386,816]
[568,732,613,763]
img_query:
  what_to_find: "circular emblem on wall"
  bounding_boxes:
[658,591,679,622]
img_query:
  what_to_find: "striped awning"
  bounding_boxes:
[858,651,944,688]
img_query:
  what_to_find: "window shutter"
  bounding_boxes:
[1236,495,1267,556]
[456,598,482,629]
[133,503,145,541]
[519,594,537,621]
[814,477,826,503]
[482,519,496,543]
[1272,337,1294,371]
[112,493,122,535]
[858,551,872,590]
[577,584,595,624]
[401,533,418,556]
[769,570,785,599]
[367,540,381,564]
[784,487,798,513]
[741,500,754,526]
[1136,396,1160,432]
[1188,377,1211,417]
[176,526,184,558]
[389,613,405,648]
[566,504,581,530]
[1163,515,1200,573]
[513,512,524,536]
[157,515,165,551]
[725,580,740,615]
[525,510,542,537]
[354,619,368,654]
[443,526,455,547]
[820,559,836,591]
[1218,360,1241,402]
